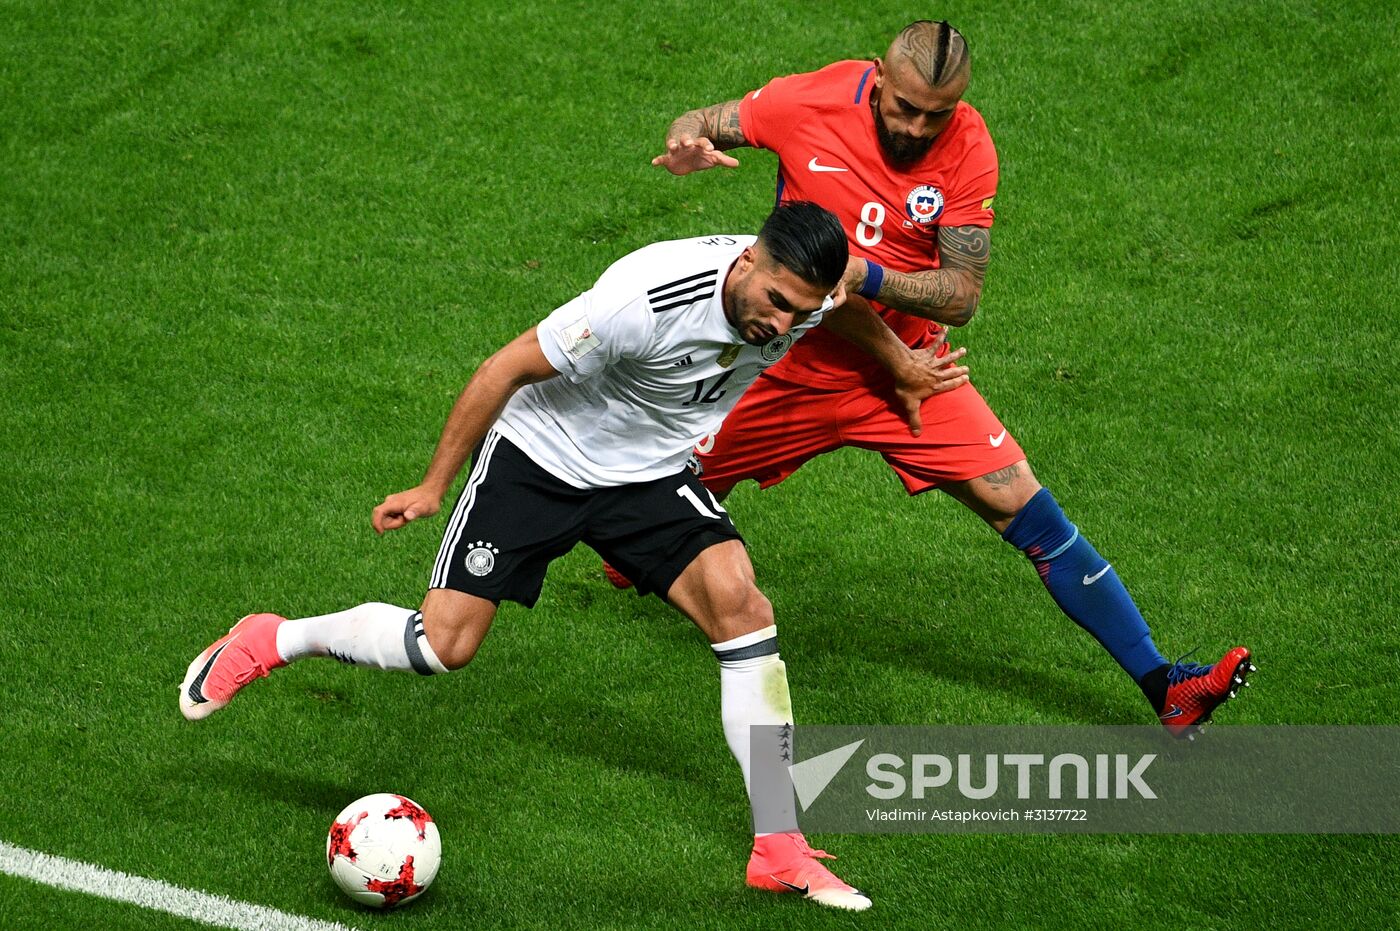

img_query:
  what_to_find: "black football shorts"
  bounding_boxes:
[429,431,742,606]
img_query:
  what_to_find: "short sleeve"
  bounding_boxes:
[535,288,653,383]
[938,121,999,229]
[739,71,811,153]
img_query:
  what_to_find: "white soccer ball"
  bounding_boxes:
[326,793,441,908]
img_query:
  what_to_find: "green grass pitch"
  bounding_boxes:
[2,0,1398,928]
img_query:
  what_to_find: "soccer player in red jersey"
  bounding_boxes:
[646,20,1253,736]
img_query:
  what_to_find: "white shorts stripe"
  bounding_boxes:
[0,839,359,931]
[430,429,502,588]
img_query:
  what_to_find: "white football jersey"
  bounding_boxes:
[493,235,829,488]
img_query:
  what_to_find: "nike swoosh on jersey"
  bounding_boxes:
[1082,564,1112,585]
[807,157,848,173]
[988,429,1008,447]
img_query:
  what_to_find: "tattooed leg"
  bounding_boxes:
[940,459,1041,531]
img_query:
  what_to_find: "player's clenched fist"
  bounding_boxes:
[372,486,442,535]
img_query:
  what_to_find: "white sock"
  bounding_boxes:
[712,625,800,835]
[275,602,448,674]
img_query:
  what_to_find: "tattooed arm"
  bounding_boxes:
[651,99,748,175]
[845,224,992,327]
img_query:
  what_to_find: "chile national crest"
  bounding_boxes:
[906,185,944,224]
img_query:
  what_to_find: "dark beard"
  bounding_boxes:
[872,97,935,166]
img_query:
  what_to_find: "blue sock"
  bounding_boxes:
[1001,489,1168,695]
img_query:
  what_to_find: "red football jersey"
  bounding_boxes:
[739,60,998,389]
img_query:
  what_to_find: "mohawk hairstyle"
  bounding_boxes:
[892,20,969,87]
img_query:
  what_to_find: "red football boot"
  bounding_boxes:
[1159,646,1255,739]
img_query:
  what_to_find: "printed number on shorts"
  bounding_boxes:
[855,201,885,247]
[676,485,728,519]
[684,370,735,406]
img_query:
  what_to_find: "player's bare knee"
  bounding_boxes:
[420,592,495,671]
[720,584,775,640]
[422,627,477,671]
[420,612,480,670]
[968,460,1042,526]
[1001,463,1042,513]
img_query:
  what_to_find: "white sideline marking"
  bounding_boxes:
[0,840,359,931]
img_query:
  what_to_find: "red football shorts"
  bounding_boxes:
[696,373,1026,496]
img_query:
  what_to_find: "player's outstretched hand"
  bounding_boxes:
[895,332,970,436]
[651,135,740,175]
[372,486,443,535]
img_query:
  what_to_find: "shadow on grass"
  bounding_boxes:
[794,613,1133,725]
[196,758,359,814]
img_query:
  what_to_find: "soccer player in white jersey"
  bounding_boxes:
[178,203,969,912]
